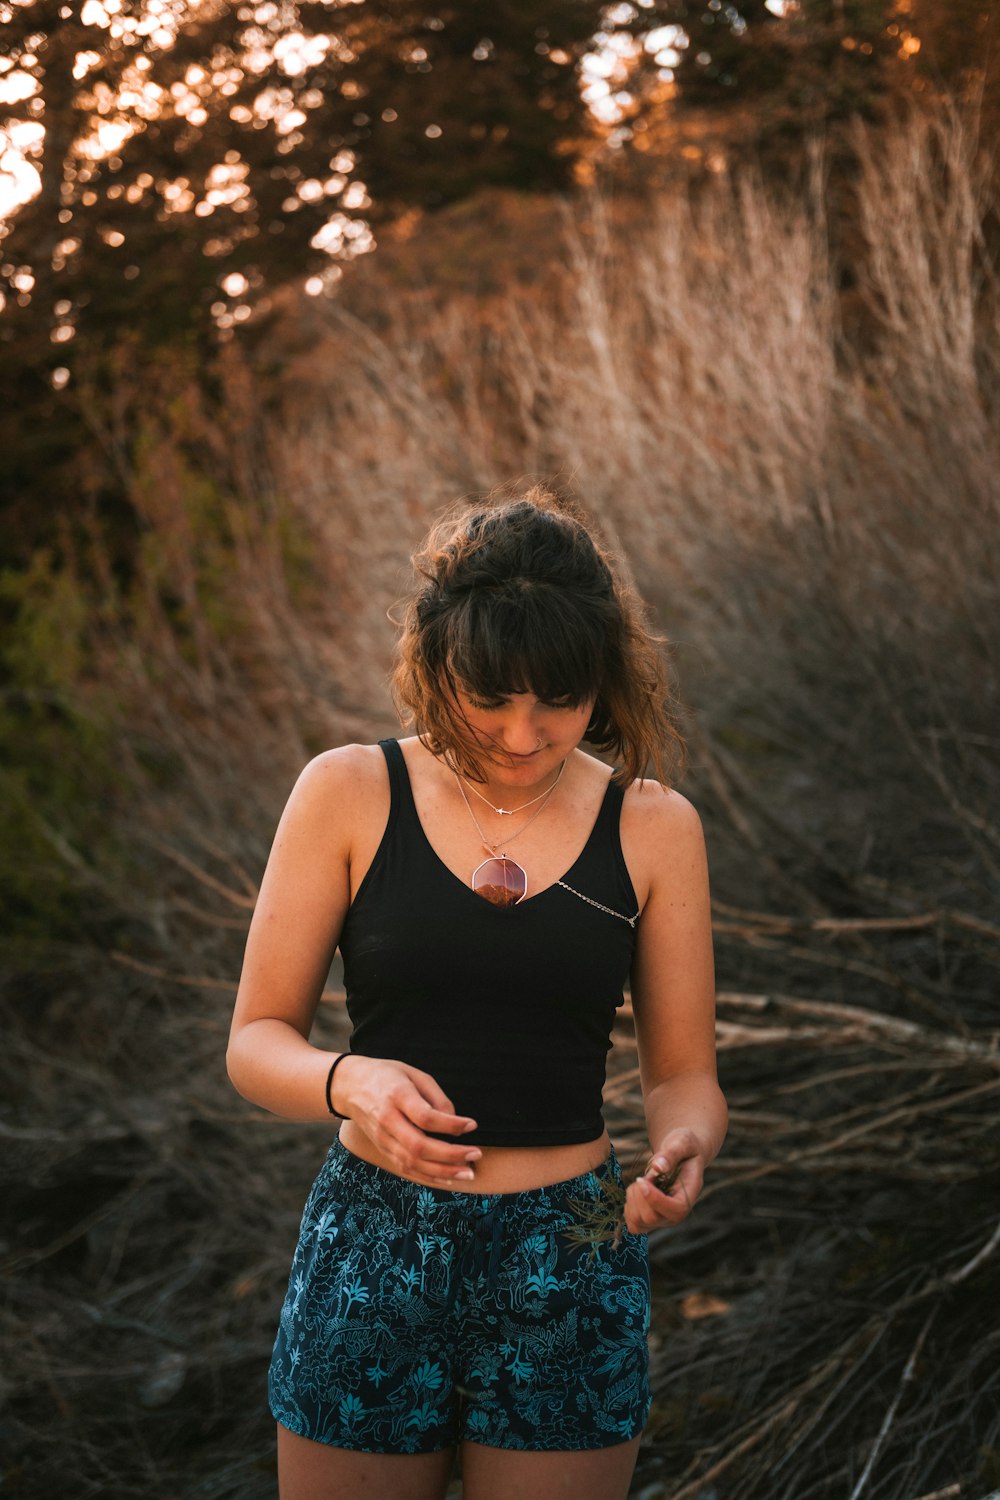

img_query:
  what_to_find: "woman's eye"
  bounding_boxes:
[464,693,579,711]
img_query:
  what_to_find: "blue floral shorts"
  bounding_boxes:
[268,1137,650,1454]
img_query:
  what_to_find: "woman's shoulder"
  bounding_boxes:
[284,741,392,824]
[619,779,708,911]
[620,776,705,853]
[295,739,389,785]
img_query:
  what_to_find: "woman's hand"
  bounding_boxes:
[624,1128,705,1235]
[333,1055,482,1188]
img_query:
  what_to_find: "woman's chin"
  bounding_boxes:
[482,750,563,786]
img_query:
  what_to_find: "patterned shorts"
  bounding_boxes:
[268,1137,650,1454]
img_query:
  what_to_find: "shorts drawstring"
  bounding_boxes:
[445,1198,505,1313]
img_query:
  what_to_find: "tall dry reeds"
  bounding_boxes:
[3,106,998,1497]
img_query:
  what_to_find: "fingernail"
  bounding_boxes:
[463,1121,478,1133]
[457,1169,474,1180]
[465,1151,481,1162]
[639,1177,651,1194]
[650,1157,668,1172]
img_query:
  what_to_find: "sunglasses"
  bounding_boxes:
[471,856,527,907]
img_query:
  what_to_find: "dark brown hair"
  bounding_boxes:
[392,485,686,786]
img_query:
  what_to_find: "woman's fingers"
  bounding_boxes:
[347,1059,482,1185]
[374,1122,479,1177]
[405,1097,479,1139]
[623,1154,701,1234]
[337,1057,475,1136]
[395,1065,480,1150]
[400,1063,463,1115]
[372,1109,480,1185]
[624,1178,688,1233]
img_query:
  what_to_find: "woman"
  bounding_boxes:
[227,488,725,1500]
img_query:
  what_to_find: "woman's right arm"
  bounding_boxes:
[226,746,481,1183]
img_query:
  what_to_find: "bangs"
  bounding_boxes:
[442,584,607,707]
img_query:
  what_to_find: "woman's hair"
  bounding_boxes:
[392,485,686,786]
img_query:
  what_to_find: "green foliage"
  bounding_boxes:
[0,552,118,940]
[0,550,89,689]
[0,385,319,940]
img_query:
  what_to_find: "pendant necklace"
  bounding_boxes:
[455,760,566,907]
[459,772,561,817]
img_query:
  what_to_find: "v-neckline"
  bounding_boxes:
[396,742,615,911]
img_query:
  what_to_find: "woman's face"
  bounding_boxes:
[453,687,595,786]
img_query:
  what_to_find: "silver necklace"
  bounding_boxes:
[555,879,639,927]
[459,767,562,817]
[455,760,566,856]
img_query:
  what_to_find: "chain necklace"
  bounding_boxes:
[455,759,566,856]
[555,879,639,927]
[459,767,562,817]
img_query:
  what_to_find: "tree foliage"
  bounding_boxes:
[0,0,685,552]
[0,0,679,361]
[2,0,995,554]
[641,1,999,158]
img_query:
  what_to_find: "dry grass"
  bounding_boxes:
[2,104,998,1497]
[603,990,999,1499]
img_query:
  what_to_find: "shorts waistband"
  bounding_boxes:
[324,1136,623,1243]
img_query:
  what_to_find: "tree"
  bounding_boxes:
[632,1,999,162]
[0,1,686,364]
[0,0,683,551]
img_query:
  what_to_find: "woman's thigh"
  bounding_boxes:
[277,1424,456,1500]
[461,1435,641,1500]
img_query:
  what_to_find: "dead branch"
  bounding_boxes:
[849,1309,938,1500]
[142,840,258,910]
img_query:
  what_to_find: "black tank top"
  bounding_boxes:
[337,740,639,1146]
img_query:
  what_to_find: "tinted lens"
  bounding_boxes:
[472,856,527,907]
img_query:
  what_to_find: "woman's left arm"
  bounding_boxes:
[621,783,727,1234]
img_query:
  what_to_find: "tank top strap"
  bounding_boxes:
[583,772,634,897]
[377,738,419,831]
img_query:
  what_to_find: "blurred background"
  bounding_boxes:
[2,3,999,1497]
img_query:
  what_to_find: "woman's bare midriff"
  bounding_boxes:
[339,1120,613,1194]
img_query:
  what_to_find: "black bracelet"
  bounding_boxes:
[325,1053,352,1119]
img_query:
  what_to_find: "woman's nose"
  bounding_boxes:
[499,709,542,753]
